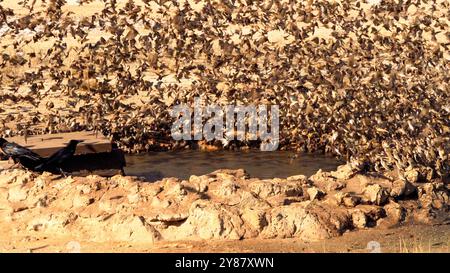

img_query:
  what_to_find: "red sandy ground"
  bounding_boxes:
[1,223,448,253]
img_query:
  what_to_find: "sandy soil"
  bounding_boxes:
[1,223,448,253]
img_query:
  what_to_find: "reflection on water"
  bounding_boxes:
[125,150,343,182]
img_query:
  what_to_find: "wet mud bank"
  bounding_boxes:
[0,163,448,246]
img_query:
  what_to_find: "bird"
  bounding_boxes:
[0,0,448,181]
[0,137,45,171]
[35,140,83,176]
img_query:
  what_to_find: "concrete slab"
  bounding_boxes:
[5,131,112,157]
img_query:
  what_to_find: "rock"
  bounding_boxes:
[141,185,163,197]
[127,184,139,195]
[265,195,298,207]
[16,172,34,185]
[2,167,444,246]
[111,215,160,243]
[165,183,187,197]
[188,175,210,193]
[127,192,140,204]
[351,210,368,229]
[217,180,239,197]
[281,181,304,197]
[353,205,385,226]
[334,192,361,207]
[248,181,275,198]
[197,181,209,193]
[363,184,389,205]
[377,202,405,228]
[333,192,346,205]
[0,169,34,186]
[297,213,333,241]
[354,175,373,188]
[286,175,308,183]
[26,214,52,232]
[151,196,171,208]
[174,200,245,240]
[0,187,9,204]
[390,180,417,198]
[307,187,324,201]
[72,194,94,208]
[33,194,50,208]
[76,184,93,195]
[33,177,47,191]
[26,212,77,234]
[404,169,420,183]
[418,183,449,209]
[238,191,272,210]
[153,212,189,222]
[309,170,337,186]
[7,185,29,202]
[342,195,361,208]
[261,203,350,241]
[413,208,435,224]
[260,205,308,239]
[241,209,268,232]
[211,169,248,179]
[326,180,346,191]
[215,173,236,183]
[52,177,75,190]
[306,204,350,234]
[331,164,358,180]
[110,175,136,188]
[422,167,435,181]
[189,175,202,184]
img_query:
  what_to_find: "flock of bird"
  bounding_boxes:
[0,0,448,178]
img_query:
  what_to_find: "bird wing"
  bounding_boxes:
[38,147,68,168]
[3,142,43,161]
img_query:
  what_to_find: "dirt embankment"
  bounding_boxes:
[0,162,448,252]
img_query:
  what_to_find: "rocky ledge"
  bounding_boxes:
[0,165,448,244]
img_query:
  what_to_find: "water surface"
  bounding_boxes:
[125,150,343,182]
